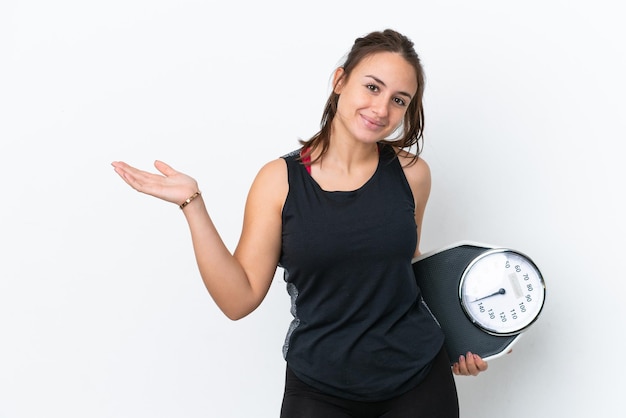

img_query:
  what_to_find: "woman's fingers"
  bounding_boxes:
[111,161,139,188]
[112,161,155,192]
[111,160,197,204]
[452,352,488,376]
[153,160,180,177]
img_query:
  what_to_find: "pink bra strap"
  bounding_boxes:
[301,148,312,174]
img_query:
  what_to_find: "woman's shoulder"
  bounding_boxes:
[394,147,430,174]
[255,157,288,184]
[246,157,289,212]
[392,147,431,190]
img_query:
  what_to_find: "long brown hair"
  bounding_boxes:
[300,29,426,165]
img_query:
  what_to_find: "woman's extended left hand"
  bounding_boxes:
[452,352,488,376]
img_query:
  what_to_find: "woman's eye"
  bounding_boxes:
[366,84,379,92]
[394,97,407,107]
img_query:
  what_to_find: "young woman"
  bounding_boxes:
[112,29,487,418]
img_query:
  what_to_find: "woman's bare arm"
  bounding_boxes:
[112,158,287,320]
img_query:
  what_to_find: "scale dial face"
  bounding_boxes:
[459,248,546,336]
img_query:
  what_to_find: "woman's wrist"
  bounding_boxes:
[179,191,202,210]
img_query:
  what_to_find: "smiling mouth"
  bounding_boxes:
[361,114,385,129]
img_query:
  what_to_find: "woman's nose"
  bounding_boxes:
[371,96,389,117]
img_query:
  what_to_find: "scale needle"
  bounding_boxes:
[473,288,506,302]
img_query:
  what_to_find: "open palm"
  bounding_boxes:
[111,160,199,206]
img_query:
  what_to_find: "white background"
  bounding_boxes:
[1,1,624,417]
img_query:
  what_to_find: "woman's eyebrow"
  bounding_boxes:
[365,75,413,100]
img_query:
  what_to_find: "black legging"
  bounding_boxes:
[280,346,459,418]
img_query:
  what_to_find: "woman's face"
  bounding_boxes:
[333,51,418,144]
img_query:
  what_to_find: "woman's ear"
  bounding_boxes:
[332,67,346,94]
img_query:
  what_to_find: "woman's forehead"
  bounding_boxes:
[353,52,418,94]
